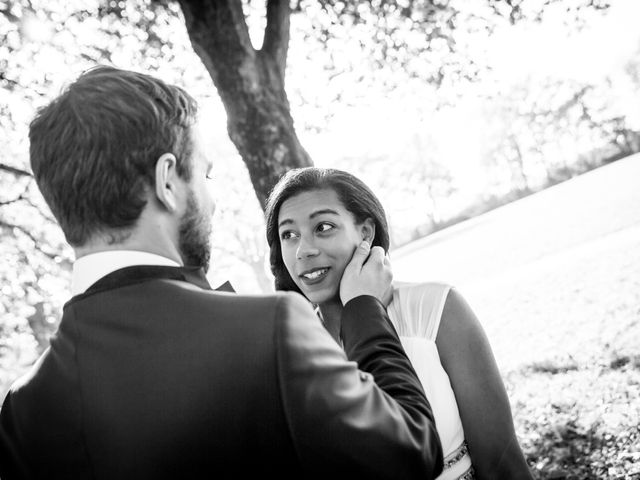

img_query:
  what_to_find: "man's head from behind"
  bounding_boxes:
[30,65,214,269]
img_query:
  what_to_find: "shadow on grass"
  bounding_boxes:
[517,355,640,479]
[524,358,580,375]
[609,353,640,371]
[526,416,640,479]
[525,417,609,479]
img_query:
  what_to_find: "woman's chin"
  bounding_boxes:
[302,287,339,306]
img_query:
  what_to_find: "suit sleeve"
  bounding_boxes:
[0,392,32,479]
[275,292,443,479]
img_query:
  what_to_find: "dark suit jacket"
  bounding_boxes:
[0,265,442,479]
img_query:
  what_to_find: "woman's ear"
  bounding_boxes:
[154,153,179,212]
[360,217,376,244]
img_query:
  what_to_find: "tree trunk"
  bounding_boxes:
[178,0,312,211]
[509,134,530,192]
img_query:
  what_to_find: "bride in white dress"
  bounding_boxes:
[265,167,534,480]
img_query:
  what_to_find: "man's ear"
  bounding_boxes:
[154,153,180,212]
[360,217,376,244]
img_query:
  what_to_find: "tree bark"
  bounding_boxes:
[178,0,312,211]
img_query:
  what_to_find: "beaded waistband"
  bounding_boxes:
[444,441,470,469]
[442,441,475,479]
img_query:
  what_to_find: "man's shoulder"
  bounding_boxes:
[188,286,308,308]
[69,277,312,314]
[159,282,315,320]
[214,290,316,323]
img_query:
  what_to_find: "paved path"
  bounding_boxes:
[391,155,640,372]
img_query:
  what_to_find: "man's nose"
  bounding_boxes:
[296,236,320,259]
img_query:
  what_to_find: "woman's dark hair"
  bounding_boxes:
[29,65,198,246]
[265,167,390,293]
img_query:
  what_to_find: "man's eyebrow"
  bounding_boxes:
[278,209,340,229]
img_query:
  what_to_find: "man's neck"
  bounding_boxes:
[317,289,394,345]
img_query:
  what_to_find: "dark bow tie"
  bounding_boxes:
[213,280,235,292]
[181,266,235,292]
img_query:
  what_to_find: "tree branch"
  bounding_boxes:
[527,85,592,121]
[0,219,61,260]
[0,6,20,23]
[0,180,30,206]
[262,0,290,81]
[0,197,25,206]
[0,187,56,224]
[23,196,57,223]
[178,0,255,69]
[0,163,32,177]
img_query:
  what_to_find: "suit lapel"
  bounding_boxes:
[70,265,235,306]
[78,265,212,296]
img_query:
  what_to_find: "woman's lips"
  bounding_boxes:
[299,267,331,285]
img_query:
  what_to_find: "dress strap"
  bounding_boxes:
[390,282,452,340]
[429,284,452,341]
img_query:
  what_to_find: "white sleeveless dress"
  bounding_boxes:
[387,282,475,480]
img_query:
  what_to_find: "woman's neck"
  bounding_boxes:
[317,288,394,345]
[317,298,344,344]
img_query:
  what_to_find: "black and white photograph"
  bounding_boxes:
[1,1,638,478]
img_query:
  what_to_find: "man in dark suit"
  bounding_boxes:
[0,66,443,479]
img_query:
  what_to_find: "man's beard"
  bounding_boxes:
[178,191,213,272]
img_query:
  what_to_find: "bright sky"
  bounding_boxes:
[488,0,640,84]
[301,0,640,200]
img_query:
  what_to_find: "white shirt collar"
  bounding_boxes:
[71,250,180,296]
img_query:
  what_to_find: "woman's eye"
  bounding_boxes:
[280,231,298,241]
[316,223,334,233]
[206,173,214,180]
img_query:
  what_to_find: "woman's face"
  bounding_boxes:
[277,188,372,305]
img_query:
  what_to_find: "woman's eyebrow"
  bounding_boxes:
[278,208,340,229]
[309,209,339,219]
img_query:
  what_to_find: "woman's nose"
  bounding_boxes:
[296,237,320,259]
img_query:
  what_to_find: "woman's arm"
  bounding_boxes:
[436,288,533,480]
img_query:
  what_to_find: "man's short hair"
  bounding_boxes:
[29,65,199,246]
